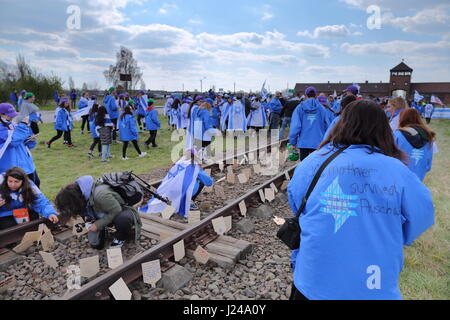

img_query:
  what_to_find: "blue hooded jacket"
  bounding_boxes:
[323,116,340,141]
[0,122,36,175]
[54,108,73,132]
[267,97,282,114]
[394,128,433,181]
[119,114,139,141]
[289,98,332,149]
[105,95,119,119]
[193,108,216,142]
[288,144,434,300]
[89,112,99,138]
[145,109,161,130]
[0,173,57,220]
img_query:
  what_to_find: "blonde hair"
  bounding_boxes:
[389,97,408,113]
[200,102,212,112]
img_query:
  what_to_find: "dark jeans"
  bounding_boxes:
[49,130,72,145]
[289,284,309,301]
[81,115,90,132]
[269,113,281,130]
[145,130,158,146]
[111,118,118,141]
[89,138,102,153]
[300,148,315,161]
[137,115,145,129]
[426,118,431,124]
[122,140,142,158]
[27,171,40,188]
[30,121,39,135]
[112,208,135,241]
[192,182,205,201]
[0,210,39,230]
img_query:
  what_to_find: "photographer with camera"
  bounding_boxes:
[54,172,145,249]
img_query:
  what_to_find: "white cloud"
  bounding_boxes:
[341,40,450,57]
[297,25,352,38]
[339,0,449,12]
[262,4,273,21]
[188,19,202,25]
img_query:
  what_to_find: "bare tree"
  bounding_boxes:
[103,46,143,91]
[140,79,146,91]
[68,76,75,90]
[16,54,31,80]
[82,82,88,91]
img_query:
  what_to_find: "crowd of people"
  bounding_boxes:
[0,82,440,300]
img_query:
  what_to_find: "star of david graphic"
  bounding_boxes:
[168,165,186,179]
[319,177,359,233]
[410,149,424,165]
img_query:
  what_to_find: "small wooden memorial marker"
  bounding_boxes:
[226,171,236,184]
[259,189,266,203]
[239,200,247,217]
[162,205,176,220]
[238,173,248,184]
[270,183,278,194]
[188,211,201,224]
[193,246,210,265]
[13,240,33,253]
[80,255,100,278]
[212,217,226,235]
[22,231,42,244]
[265,188,275,202]
[40,230,55,252]
[214,185,225,198]
[253,164,261,174]
[142,260,161,288]
[218,161,224,172]
[109,278,132,300]
[39,251,58,269]
[243,168,252,180]
[173,239,185,262]
[224,216,232,233]
[280,180,289,191]
[285,171,291,181]
[107,248,123,269]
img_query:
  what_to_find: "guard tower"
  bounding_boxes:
[390,61,413,97]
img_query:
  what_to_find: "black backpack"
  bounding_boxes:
[101,172,143,206]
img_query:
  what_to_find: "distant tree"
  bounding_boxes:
[140,79,146,91]
[16,54,31,80]
[103,46,143,91]
[88,81,99,91]
[68,76,75,90]
[82,82,88,91]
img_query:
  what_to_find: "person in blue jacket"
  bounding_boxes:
[78,92,90,134]
[47,99,74,148]
[287,99,434,300]
[9,89,17,109]
[104,87,120,143]
[289,87,332,161]
[53,90,60,106]
[193,102,220,161]
[394,108,435,181]
[0,167,58,230]
[266,92,283,130]
[17,90,26,111]
[323,95,357,140]
[119,106,147,160]
[0,103,40,187]
[144,99,161,148]
[87,103,102,159]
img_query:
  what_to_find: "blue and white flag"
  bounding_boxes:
[0,124,14,160]
[261,80,269,102]
[139,158,201,218]
[247,102,267,128]
[414,90,424,103]
[73,106,91,121]
[228,101,247,132]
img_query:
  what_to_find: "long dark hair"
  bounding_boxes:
[338,95,357,115]
[89,104,99,117]
[0,167,37,209]
[54,183,87,221]
[95,105,108,127]
[188,100,197,119]
[172,99,181,110]
[120,106,133,120]
[320,100,406,162]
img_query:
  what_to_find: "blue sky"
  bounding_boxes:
[0,0,449,92]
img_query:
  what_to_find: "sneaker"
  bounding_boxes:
[122,157,129,161]
[88,152,94,159]
[98,152,102,157]
[81,131,85,135]
[190,202,199,210]
[107,155,115,159]
[63,141,68,145]
[67,144,76,148]
[139,152,147,158]
[152,144,158,148]
[101,159,109,163]
[110,238,125,248]
[46,142,51,149]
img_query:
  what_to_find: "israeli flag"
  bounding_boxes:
[228,101,247,132]
[220,103,232,131]
[139,158,201,218]
[431,95,443,105]
[73,106,91,121]
[414,90,424,103]
[247,102,267,128]
[0,124,14,160]
[186,105,199,149]
[261,80,269,101]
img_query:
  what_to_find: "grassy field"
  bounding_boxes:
[399,119,449,300]
[38,99,166,111]
[30,117,449,300]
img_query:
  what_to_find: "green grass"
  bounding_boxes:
[33,116,179,199]
[38,99,167,111]
[399,119,450,300]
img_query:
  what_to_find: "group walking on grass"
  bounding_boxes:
[0,81,443,299]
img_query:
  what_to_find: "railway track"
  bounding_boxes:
[0,138,294,300]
